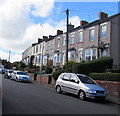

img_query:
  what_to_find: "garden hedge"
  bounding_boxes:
[72,57,113,75]
[89,73,120,82]
[52,69,65,80]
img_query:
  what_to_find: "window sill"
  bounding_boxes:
[78,42,83,44]
[101,37,107,39]
[89,40,95,42]
[70,44,74,45]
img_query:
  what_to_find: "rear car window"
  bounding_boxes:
[17,72,27,75]
[9,70,13,73]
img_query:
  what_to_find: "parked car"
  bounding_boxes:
[0,68,5,74]
[11,71,31,82]
[4,70,14,79]
[55,73,107,100]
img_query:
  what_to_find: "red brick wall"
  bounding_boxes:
[95,80,120,97]
[37,76,48,84]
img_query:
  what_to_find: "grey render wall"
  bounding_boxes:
[110,15,120,69]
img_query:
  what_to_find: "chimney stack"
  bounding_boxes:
[43,36,48,41]
[57,30,63,35]
[99,12,108,20]
[38,38,42,43]
[68,24,74,32]
[80,20,88,26]
[49,35,54,40]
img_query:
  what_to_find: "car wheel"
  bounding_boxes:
[16,77,19,82]
[78,90,86,100]
[56,85,62,93]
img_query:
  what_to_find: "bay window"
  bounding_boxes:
[85,49,97,61]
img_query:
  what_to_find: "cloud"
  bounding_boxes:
[0,0,81,63]
[0,50,21,63]
[0,0,55,62]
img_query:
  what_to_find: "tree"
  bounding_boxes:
[29,55,34,69]
[19,61,26,69]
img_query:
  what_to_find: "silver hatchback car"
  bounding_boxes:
[55,73,107,100]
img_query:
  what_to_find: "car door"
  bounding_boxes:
[12,72,16,80]
[61,74,71,92]
[69,74,80,94]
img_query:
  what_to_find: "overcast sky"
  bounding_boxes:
[0,0,119,63]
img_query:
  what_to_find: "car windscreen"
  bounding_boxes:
[9,70,13,73]
[17,72,27,75]
[77,75,96,84]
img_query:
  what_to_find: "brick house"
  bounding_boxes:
[22,12,120,69]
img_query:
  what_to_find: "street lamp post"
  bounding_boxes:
[8,50,11,69]
[66,9,69,72]
[40,45,44,84]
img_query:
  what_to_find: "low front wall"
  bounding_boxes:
[95,80,120,97]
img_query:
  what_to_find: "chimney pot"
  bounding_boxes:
[38,38,42,43]
[99,12,108,20]
[43,36,48,41]
[80,20,88,26]
[68,24,74,32]
[57,30,63,35]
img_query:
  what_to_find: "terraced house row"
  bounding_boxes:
[22,12,120,69]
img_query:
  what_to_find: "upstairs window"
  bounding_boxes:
[79,31,83,42]
[33,47,35,53]
[70,36,74,44]
[63,36,66,46]
[36,46,38,53]
[89,29,95,41]
[51,41,54,49]
[57,39,60,48]
[101,25,107,38]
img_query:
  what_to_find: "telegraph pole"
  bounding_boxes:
[66,9,69,71]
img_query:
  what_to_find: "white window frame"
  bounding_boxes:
[57,39,60,48]
[70,35,74,45]
[101,24,107,39]
[68,50,75,61]
[62,51,65,65]
[78,48,83,62]
[63,36,66,46]
[102,49,108,56]
[85,49,97,61]
[79,31,83,42]
[89,28,95,41]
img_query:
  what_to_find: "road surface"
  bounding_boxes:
[1,74,119,114]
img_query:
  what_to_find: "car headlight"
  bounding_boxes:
[87,89,96,94]
[19,76,23,79]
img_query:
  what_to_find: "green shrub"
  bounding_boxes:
[87,57,113,73]
[106,69,120,73]
[45,66,52,74]
[64,61,76,72]
[72,56,113,75]
[52,69,65,81]
[89,73,120,82]
[28,69,35,73]
[72,63,90,75]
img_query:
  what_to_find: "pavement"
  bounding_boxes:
[31,78,120,105]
